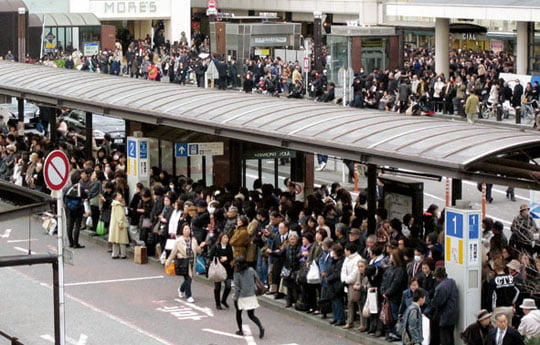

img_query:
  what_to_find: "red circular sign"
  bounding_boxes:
[44,150,70,191]
[207,0,216,8]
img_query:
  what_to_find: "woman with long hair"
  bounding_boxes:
[165,223,202,303]
[208,232,233,309]
[233,256,265,338]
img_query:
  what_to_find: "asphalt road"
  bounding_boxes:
[0,215,359,345]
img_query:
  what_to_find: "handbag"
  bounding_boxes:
[254,274,266,296]
[152,221,161,234]
[362,299,371,318]
[367,289,378,314]
[379,297,394,326]
[208,257,228,282]
[96,220,106,236]
[142,217,153,229]
[296,263,308,284]
[195,256,206,275]
[306,263,321,284]
[350,285,361,303]
[164,261,175,276]
[174,257,190,276]
[280,266,292,279]
[85,216,93,229]
[165,239,176,250]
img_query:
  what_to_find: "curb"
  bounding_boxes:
[79,230,396,345]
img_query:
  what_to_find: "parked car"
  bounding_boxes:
[0,101,45,136]
[63,110,126,152]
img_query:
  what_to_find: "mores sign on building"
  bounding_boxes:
[87,0,171,19]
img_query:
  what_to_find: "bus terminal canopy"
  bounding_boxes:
[0,61,539,189]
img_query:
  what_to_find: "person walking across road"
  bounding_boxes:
[208,233,233,310]
[166,223,204,303]
[233,256,265,339]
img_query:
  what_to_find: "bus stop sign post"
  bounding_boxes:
[304,57,310,98]
[44,150,69,345]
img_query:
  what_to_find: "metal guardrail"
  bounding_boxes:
[0,330,24,344]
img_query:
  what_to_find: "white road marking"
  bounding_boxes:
[423,192,512,225]
[13,246,37,254]
[7,239,37,243]
[1,229,12,238]
[65,275,164,286]
[174,298,214,317]
[242,325,257,345]
[462,181,529,201]
[201,328,245,339]
[40,334,88,345]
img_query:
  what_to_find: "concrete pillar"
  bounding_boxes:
[516,21,529,75]
[435,18,449,77]
[169,0,191,46]
[85,112,93,160]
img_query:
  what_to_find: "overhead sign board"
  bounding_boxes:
[242,149,296,160]
[175,142,224,157]
[88,0,171,19]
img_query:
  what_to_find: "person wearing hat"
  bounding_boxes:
[510,204,539,255]
[431,266,459,345]
[460,309,494,345]
[518,298,540,339]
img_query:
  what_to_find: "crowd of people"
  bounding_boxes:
[3,33,540,344]
[7,102,536,344]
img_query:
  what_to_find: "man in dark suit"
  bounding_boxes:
[266,221,289,298]
[488,313,524,345]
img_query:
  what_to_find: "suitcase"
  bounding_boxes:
[134,246,147,264]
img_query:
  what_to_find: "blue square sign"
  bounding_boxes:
[127,140,136,158]
[175,143,188,157]
[446,210,464,239]
[139,141,148,159]
[469,214,480,239]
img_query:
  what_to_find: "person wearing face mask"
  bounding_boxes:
[407,246,426,282]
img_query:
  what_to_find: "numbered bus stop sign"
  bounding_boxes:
[44,150,70,191]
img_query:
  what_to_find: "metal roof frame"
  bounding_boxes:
[0,61,539,189]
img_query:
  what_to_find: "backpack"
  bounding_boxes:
[66,184,83,212]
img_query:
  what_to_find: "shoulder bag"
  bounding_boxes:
[174,257,190,276]
[208,257,227,282]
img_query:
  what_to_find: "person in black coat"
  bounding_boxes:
[326,243,346,326]
[208,232,234,309]
[191,200,210,244]
[460,309,494,345]
[487,313,524,345]
[432,267,459,345]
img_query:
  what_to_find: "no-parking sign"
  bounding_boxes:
[44,150,70,191]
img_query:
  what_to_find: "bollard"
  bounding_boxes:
[515,106,521,124]
[496,104,502,121]
[459,99,465,117]
[442,99,447,114]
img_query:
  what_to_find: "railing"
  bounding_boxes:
[0,330,24,345]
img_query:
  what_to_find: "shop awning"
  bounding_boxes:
[0,61,539,189]
[37,13,101,27]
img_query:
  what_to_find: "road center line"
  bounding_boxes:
[65,275,164,286]
[8,239,37,243]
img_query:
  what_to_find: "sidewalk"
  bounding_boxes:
[79,230,398,345]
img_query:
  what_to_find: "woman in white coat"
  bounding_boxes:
[108,192,129,259]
